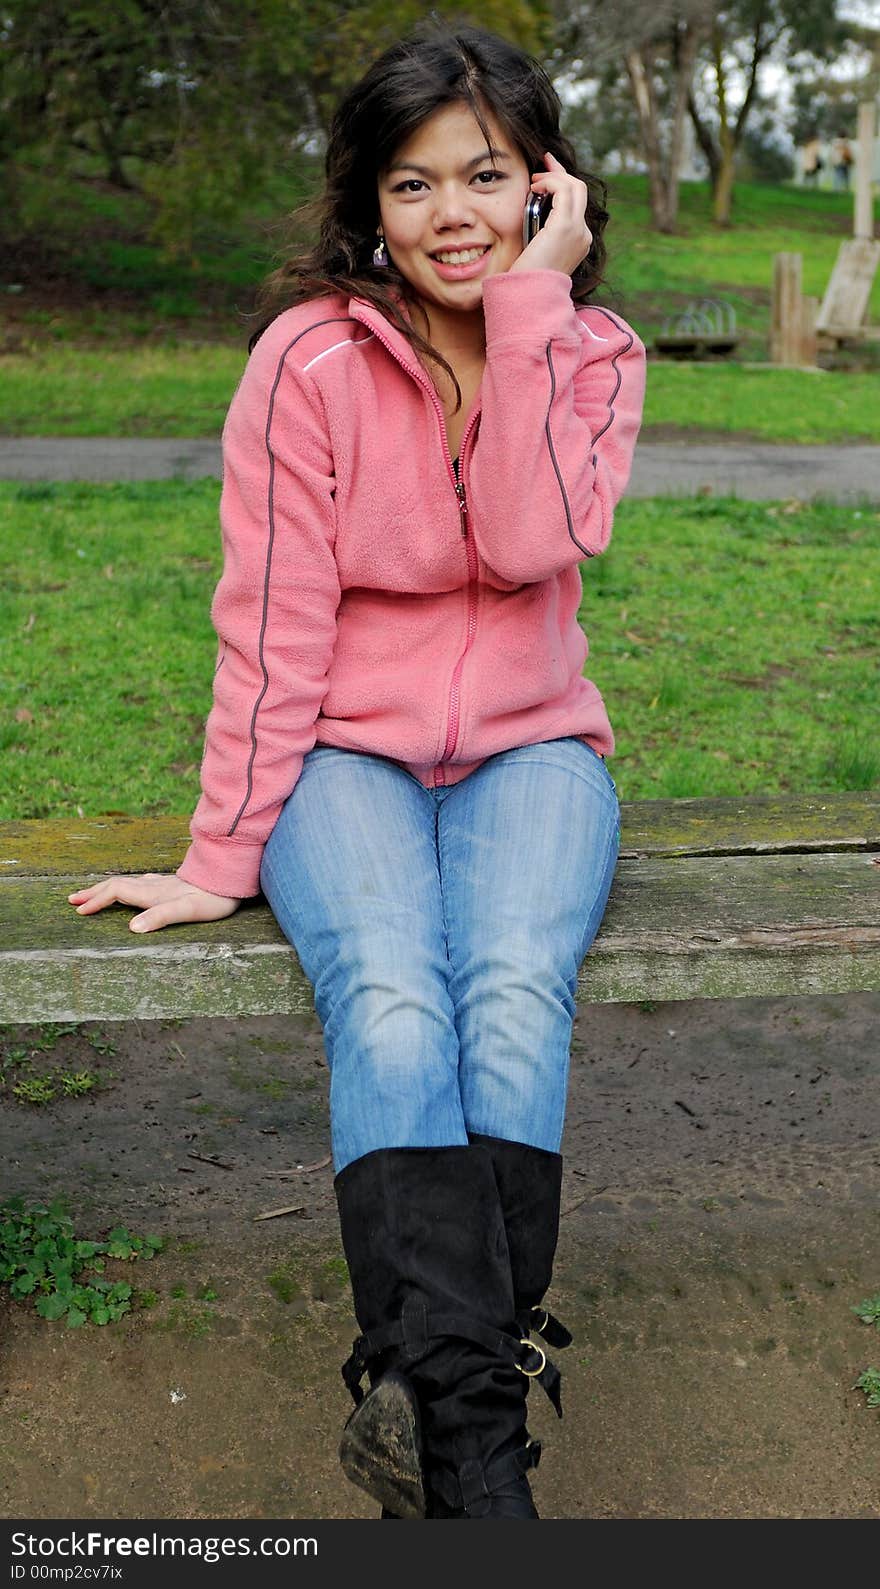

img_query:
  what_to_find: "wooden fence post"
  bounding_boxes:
[855,101,876,243]
[800,295,818,366]
[771,252,804,364]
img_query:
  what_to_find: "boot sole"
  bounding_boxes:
[339,1372,426,1519]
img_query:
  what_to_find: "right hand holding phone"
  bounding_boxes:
[513,151,592,277]
[68,874,241,934]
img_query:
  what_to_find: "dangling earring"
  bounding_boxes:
[373,229,389,268]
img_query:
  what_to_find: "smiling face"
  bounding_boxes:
[377,100,531,345]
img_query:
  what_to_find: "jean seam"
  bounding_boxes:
[433,801,453,975]
[577,821,620,969]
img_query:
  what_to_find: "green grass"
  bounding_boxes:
[0,481,218,819]
[586,495,879,799]
[1,482,877,816]
[0,344,246,437]
[2,345,879,442]
[641,365,880,442]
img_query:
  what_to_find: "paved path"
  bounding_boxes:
[1,436,878,500]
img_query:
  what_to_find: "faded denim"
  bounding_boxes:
[260,737,620,1173]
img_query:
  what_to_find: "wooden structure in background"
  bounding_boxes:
[773,101,878,361]
[855,100,876,243]
[771,254,818,365]
[816,239,880,342]
[816,101,879,347]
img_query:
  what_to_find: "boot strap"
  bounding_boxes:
[430,1438,542,1517]
[520,1305,573,1350]
[341,1304,562,1415]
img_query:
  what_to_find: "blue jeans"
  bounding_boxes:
[259,737,620,1173]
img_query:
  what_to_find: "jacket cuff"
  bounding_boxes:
[481,268,580,345]
[176,835,265,900]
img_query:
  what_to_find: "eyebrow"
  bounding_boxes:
[386,147,513,178]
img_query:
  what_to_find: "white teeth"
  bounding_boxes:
[434,246,489,265]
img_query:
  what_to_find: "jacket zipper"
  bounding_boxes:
[441,464,479,777]
[356,318,481,787]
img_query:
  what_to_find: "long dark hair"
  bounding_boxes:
[248,15,609,415]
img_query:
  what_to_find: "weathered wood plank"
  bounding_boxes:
[617,791,879,857]
[1,789,877,879]
[816,239,880,334]
[2,852,878,1020]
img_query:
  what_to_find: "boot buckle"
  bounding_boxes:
[516,1338,547,1377]
[528,1305,573,1349]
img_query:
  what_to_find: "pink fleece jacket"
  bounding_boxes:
[176,267,646,899]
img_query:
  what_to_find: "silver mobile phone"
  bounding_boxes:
[523,192,552,247]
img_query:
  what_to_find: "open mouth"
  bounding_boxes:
[429,245,492,265]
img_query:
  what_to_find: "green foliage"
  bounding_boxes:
[1,1,552,254]
[0,1022,114,1104]
[11,1076,57,1105]
[59,1071,98,1096]
[852,1368,880,1408]
[852,1294,880,1328]
[0,1195,163,1327]
[1,1,313,249]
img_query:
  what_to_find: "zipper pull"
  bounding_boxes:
[455,479,468,538]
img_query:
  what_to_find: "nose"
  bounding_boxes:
[432,182,477,231]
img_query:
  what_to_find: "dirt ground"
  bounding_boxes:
[2,992,879,1521]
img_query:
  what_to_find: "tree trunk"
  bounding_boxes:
[96,114,134,190]
[692,3,777,215]
[625,46,674,232]
[665,20,703,230]
[625,17,706,235]
[687,90,720,192]
[713,134,737,225]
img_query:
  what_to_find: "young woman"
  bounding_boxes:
[68,19,645,1520]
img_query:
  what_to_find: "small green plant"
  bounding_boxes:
[852,1294,880,1327]
[84,1032,117,1057]
[59,1070,98,1096]
[267,1263,305,1305]
[0,1195,163,1327]
[853,1368,880,1408]
[1,1023,109,1105]
[11,1076,57,1105]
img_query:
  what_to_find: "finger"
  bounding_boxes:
[129,897,201,934]
[67,883,130,908]
[69,876,160,913]
[69,883,122,912]
[531,173,588,218]
[130,907,169,934]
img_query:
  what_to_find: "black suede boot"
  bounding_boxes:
[334,1145,562,1520]
[467,1133,574,1356]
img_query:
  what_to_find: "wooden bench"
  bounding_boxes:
[2,791,878,1023]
